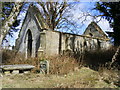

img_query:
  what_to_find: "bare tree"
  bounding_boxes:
[36,2,77,31]
[0,2,23,45]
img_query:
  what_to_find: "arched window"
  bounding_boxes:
[27,30,32,57]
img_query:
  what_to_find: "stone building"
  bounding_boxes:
[15,5,111,58]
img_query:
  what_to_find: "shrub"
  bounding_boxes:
[83,47,117,70]
[48,55,79,75]
[2,49,24,64]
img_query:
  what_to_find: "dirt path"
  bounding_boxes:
[2,67,117,88]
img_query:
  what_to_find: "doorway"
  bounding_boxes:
[27,30,32,57]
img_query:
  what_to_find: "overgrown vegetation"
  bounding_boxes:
[2,67,119,88]
[98,66,120,87]
[83,47,117,70]
[1,47,120,87]
[2,49,79,74]
[48,55,79,75]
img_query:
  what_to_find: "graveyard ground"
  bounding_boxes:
[1,67,119,88]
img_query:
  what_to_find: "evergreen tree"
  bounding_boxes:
[95,2,120,46]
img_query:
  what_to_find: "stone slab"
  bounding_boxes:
[0,64,35,71]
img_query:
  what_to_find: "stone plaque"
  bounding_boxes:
[40,60,49,74]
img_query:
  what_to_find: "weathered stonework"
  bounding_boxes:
[15,6,112,58]
[37,30,111,56]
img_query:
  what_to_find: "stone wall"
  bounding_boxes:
[38,30,111,57]
[38,30,60,56]
[15,6,112,58]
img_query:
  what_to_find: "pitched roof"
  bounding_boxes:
[83,21,109,40]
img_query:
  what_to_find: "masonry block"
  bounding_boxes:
[12,70,19,74]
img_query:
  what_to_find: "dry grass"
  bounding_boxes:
[1,48,120,88]
[2,49,25,65]
[48,55,80,75]
[98,65,120,87]
[2,49,79,75]
[2,67,118,88]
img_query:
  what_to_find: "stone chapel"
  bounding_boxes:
[15,5,111,58]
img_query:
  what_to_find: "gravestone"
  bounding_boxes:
[40,60,49,74]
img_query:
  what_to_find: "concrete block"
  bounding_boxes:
[12,70,19,74]
[24,71,30,74]
[4,71,11,75]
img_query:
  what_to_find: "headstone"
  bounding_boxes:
[40,60,49,74]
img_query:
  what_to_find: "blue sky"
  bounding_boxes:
[2,3,30,48]
[2,2,113,48]
[72,2,112,32]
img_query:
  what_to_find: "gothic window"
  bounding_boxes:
[27,30,32,57]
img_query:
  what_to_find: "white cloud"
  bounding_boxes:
[97,17,113,32]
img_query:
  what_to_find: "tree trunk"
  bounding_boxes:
[0,2,22,45]
[114,27,120,46]
[113,18,120,46]
[111,46,120,67]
